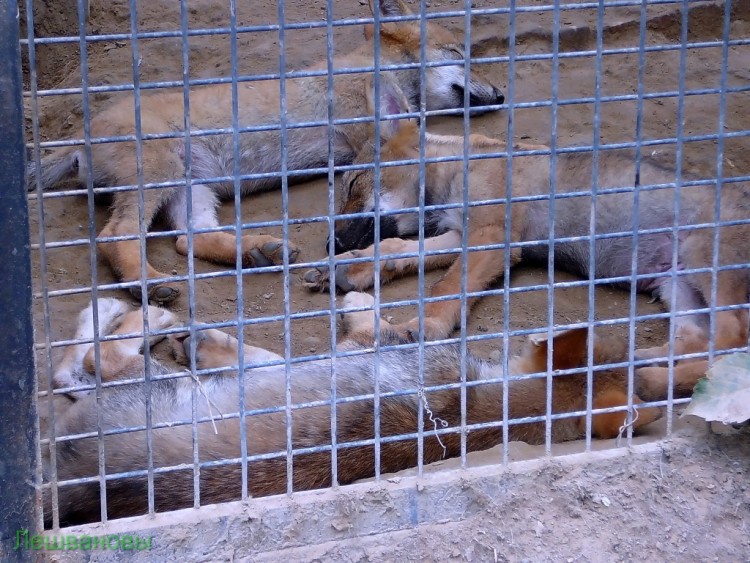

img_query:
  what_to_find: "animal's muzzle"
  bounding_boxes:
[453,84,505,111]
[328,215,400,254]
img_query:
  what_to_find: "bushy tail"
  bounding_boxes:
[26,146,82,192]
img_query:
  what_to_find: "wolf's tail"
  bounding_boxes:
[26,145,83,192]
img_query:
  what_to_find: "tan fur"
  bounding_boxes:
[304,121,750,401]
[43,295,659,526]
[80,306,177,380]
[28,0,502,304]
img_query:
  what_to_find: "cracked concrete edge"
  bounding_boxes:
[39,433,712,562]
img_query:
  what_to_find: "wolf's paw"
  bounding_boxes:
[393,317,452,343]
[302,263,362,293]
[146,305,178,330]
[75,298,130,342]
[171,329,243,370]
[339,291,378,333]
[634,366,669,402]
[634,344,671,365]
[341,291,375,310]
[303,266,332,292]
[303,253,377,293]
[95,298,131,329]
[129,282,181,305]
[244,237,300,268]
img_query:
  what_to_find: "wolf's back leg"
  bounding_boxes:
[52,298,131,389]
[171,328,283,370]
[82,305,178,382]
[96,141,185,304]
[166,182,300,271]
[395,225,519,341]
[635,275,709,363]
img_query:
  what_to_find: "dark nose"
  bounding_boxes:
[493,86,505,105]
[325,234,349,255]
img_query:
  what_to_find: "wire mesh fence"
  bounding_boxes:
[9,0,750,535]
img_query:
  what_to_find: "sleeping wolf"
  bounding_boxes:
[42,295,659,525]
[301,109,750,401]
[27,0,503,304]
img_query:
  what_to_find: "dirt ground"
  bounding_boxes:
[20,0,750,556]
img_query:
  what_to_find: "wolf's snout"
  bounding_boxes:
[492,86,505,105]
[330,217,375,254]
[453,84,504,111]
[330,215,400,254]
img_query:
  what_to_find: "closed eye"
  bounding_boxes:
[344,171,364,198]
[449,48,465,60]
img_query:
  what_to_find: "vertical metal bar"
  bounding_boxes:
[277,0,294,495]
[545,0,562,455]
[708,0,731,366]
[325,0,339,489]
[127,0,157,515]
[77,0,108,522]
[624,0,650,447]
[23,0,59,530]
[501,0,518,466]
[0,0,39,552]
[666,0,691,435]
[584,0,605,450]
[458,0,472,469]
[371,0,383,484]
[177,0,201,510]
[127,0,159,515]
[229,0,249,500]
[416,0,429,477]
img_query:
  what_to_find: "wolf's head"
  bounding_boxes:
[366,0,503,114]
[332,74,423,254]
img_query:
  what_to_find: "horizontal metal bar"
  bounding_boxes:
[28,82,750,146]
[20,0,711,48]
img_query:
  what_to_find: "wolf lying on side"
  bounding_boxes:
[26,0,503,305]
[302,92,750,401]
[42,297,660,526]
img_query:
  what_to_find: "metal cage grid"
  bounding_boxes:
[13,0,749,532]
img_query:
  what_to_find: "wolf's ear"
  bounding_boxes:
[526,327,590,372]
[368,0,412,17]
[365,73,412,140]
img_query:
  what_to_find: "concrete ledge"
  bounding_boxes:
[31,422,749,561]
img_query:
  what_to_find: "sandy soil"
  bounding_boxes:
[21,0,750,555]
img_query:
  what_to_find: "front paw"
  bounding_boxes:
[303,260,371,293]
[634,344,670,365]
[169,329,232,370]
[147,305,178,331]
[303,266,332,292]
[394,317,452,342]
[635,366,669,402]
[244,238,301,268]
[129,282,181,305]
